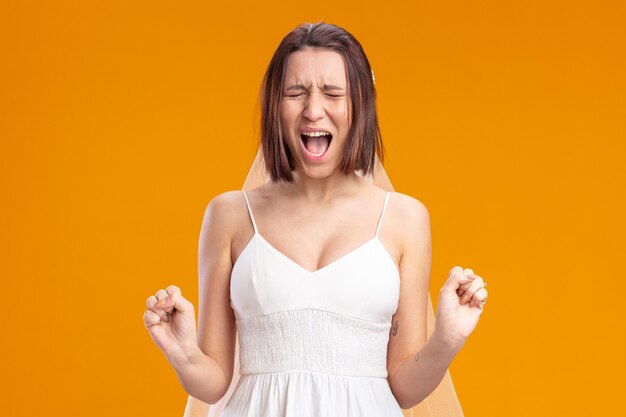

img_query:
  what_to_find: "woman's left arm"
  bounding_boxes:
[386,195,488,409]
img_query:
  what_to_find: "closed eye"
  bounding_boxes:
[283,93,344,99]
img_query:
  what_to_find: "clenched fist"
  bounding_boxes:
[143,285,198,364]
[435,266,489,347]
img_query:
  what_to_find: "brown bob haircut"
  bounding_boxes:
[260,22,383,182]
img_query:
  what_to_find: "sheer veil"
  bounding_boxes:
[183,148,464,417]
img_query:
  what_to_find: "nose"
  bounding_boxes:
[302,92,325,121]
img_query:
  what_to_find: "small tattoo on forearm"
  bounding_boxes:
[392,320,399,336]
[414,351,420,362]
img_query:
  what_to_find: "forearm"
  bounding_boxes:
[167,343,230,405]
[388,329,464,409]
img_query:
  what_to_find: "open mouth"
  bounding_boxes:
[300,131,333,158]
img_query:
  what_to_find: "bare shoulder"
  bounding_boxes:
[389,191,430,230]
[201,190,247,238]
[205,190,245,222]
[386,192,431,255]
[389,192,429,216]
[205,190,246,215]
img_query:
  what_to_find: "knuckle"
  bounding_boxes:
[146,295,156,307]
[166,285,181,294]
[144,310,158,325]
[449,266,461,277]
[150,304,164,314]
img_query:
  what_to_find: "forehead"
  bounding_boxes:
[283,47,347,87]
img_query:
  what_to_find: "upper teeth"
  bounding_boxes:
[302,131,330,137]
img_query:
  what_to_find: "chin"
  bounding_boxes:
[295,163,342,180]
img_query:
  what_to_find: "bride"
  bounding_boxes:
[143,22,488,417]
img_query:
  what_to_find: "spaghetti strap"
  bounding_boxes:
[241,190,259,235]
[375,192,391,238]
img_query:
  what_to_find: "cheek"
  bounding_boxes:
[279,105,300,144]
[281,100,302,118]
[331,101,350,124]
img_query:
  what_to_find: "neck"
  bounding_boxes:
[288,168,363,202]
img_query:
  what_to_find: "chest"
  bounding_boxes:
[230,233,400,322]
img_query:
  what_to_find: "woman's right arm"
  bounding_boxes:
[182,191,242,404]
[144,192,240,404]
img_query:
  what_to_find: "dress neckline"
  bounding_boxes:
[258,233,380,274]
[233,232,399,276]
[236,190,398,276]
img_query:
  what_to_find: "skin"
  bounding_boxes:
[143,47,488,408]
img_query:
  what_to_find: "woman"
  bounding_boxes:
[143,22,488,417]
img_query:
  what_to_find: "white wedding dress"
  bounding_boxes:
[217,190,403,417]
[184,150,464,417]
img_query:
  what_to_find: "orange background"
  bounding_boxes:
[1,1,624,416]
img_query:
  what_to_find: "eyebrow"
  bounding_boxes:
[285,84,345,92]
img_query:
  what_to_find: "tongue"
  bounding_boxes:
[305,136,330,154]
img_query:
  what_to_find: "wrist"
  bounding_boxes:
[431,326,466,355]
[168,339,204,370]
